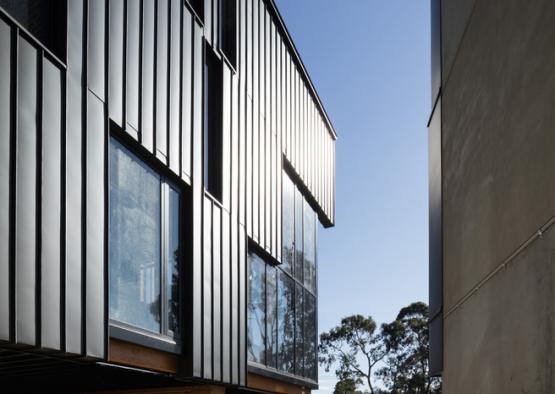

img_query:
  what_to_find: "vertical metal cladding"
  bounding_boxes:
[191,19,204,378]
[182,6,193,180]
[108,0,124,127]
[155,0,169,160]
[0,19,11,342]
[222,65,232,210]
[66,0,84,355]
[85,91,105,359]
[238,224,247,386]
[0,0,337,387]
[15,37,38,346]
[212,204,222,382]
[203,196,213,380]
[88,0,105,100]
[221,211,231,383]
[169,0,181,174]
[126,0,140,133]
[41,57,63,351]
[142,0,155,152]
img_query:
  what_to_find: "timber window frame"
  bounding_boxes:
[108,137,183,354]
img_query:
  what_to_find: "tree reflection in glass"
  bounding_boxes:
[248,251,266,364]
[303,200,316,293]
[282,174,295,274]
[109,139,161,333]
[294,189,304,281]
[278,272,295,374]
[266,266,278,368]
[167,186,180,336]
[304,292,317,380]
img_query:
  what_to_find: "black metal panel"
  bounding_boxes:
[126,0,140,132]
[428,97,443,375]
[87,0,105,100]
[264,10,271,250]
[238,224,246,386]
[222,64,231,210]
[41,57,63,351]
[231,74,239,219]
[0,18,11,342]
[202,196,213,380]
[168,0,181,174]
[15,37,38,346]
[221,210,231,384]
[251,0,258,243]
[239,0,246,83]
[258,112,264,248]
[85,91,105,359]
[181,6,193,181]
[190,19,203,378]
[204,0,211,46]
[230,216,239,384]
[246,96,252,237]
[141,0,155,152]
[212,203,222,382]
[155,0,169,159]
[245,0,251,97]
[258,2,266,250]
[238,81,246,228]
[211,0,218,50]
[108,0,124,127]
[65,0,84,355]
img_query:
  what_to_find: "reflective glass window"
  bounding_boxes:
[282,174,294,274]
[294,282,304,377]
[278,272,295,373]
[167,185,180,336]
[303,200,316,293]
[109,139,161,333]
[109,138,181,340]
[266,265,278,368]
[304,292,317,380]
[248,250,266,364]
[294,188,303,281]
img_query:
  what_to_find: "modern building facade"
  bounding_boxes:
[429,1,555,392]
[0,0,336,392]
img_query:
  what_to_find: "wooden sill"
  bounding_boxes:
[108,338,178,374]
[247,372,311,394]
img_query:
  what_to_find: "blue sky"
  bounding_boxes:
[274,1,431,391]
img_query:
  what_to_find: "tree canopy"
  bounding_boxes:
[319,302,441,394]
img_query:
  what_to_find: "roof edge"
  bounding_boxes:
[265,0,338,140]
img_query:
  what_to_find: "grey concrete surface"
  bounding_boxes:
[441,0,476,87]
[441,1,555,392]
[442,0,555,311]
[443,226,555,393]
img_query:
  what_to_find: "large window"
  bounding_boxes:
[109,138,181,341]
[247,171,318,382]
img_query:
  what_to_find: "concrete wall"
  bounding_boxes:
[441,0,555,392]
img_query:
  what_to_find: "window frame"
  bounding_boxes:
[108,135,184,354]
